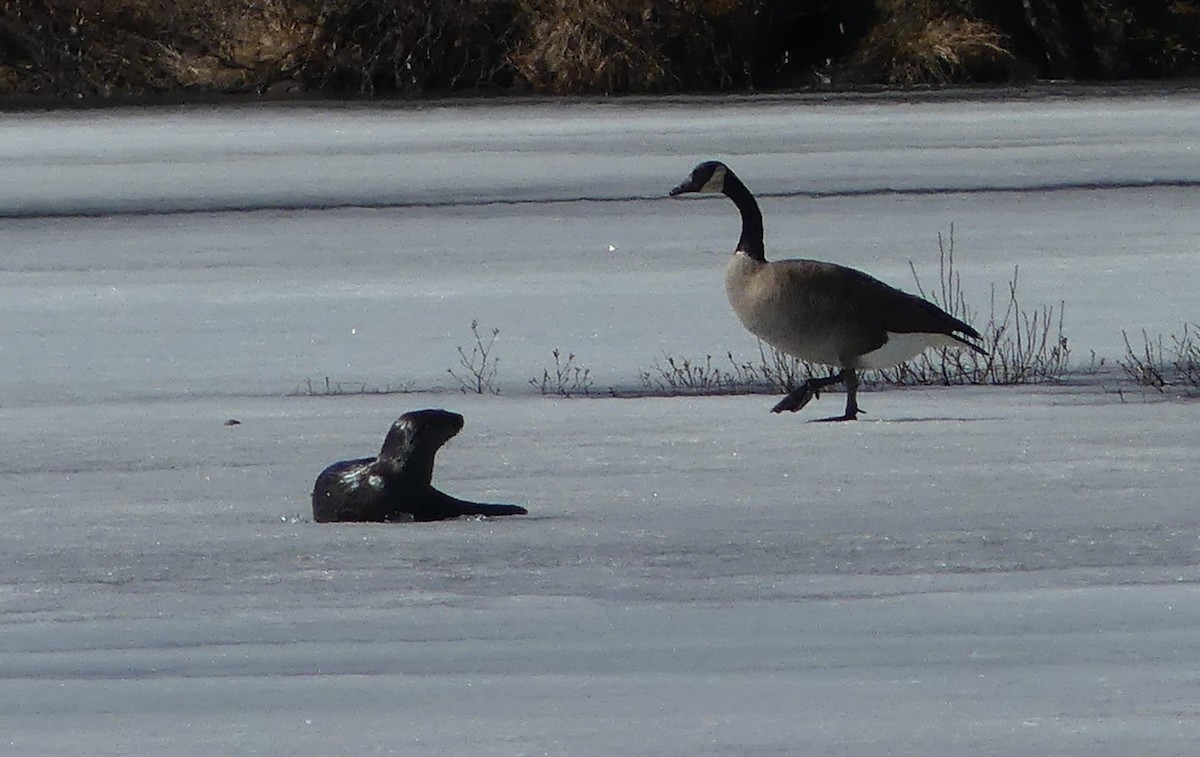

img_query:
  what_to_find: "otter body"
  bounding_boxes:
[312,409,528,523]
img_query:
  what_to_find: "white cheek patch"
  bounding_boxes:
[699,164,726,193]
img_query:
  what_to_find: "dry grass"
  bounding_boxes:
[187,0,313,86]
[0,0,750,97]
[512,0,670,93]
[0,0,313,96]
[852,1,1018,84]
[2,0,177,96]
[0,0,514,97]
[509,0,736,94]
[157,0,314,91]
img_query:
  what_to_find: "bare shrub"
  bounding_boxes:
[448,319,502,395]
[754,340,807,394]
[529,349,594,397]
[1118,325,1200,396]
[638,353,762,396]
[292,376,413,395]
[632,342,819,397]
[876,226,1071,387]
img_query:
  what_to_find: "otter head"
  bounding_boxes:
[378,409,465,473]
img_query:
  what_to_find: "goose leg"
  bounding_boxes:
[838,370,861,421]
[771,370,848,414]
[812,371,862,422]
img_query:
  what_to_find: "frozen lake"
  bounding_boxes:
[2,92,1199,755]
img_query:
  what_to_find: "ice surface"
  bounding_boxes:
[1,93,1199,755]
[4,95,1200,215]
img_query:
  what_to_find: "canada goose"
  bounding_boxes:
[669,160,987,421]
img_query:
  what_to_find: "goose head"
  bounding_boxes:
[669,161,729,196]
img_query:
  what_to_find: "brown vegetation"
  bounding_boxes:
[0,0,312,96]
[511,0,700,94]
[849,1,1022,85]
[2,0,1199,99]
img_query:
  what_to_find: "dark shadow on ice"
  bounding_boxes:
[872,416,1005,423]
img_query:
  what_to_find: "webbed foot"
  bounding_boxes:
[771,382,820,413]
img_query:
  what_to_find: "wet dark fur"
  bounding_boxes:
[312,409,528,523]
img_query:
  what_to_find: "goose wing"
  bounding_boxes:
[775,260,984,355]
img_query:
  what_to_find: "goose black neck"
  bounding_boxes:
[723,172,766,262]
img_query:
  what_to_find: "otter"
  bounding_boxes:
[312,409,528,523]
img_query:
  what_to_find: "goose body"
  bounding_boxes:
[725,253,979,370]
[671,160,986,420]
